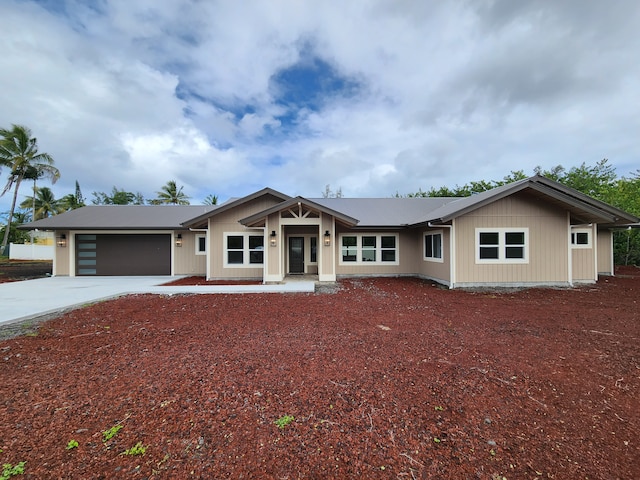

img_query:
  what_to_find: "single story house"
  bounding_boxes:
[22,175,639,288]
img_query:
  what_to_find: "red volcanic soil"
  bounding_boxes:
[0,268,638,478]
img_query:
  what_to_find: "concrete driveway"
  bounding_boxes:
[0,276,315,326]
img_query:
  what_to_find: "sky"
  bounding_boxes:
[1,0,639,210]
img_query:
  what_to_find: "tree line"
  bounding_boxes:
[0,124,217,252]
[2,124,638,265]
[400,159,640,265]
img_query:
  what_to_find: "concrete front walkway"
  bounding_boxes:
[0,276,316,326]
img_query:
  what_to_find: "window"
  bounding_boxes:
[362,236,376,262]
[310,237,317,263]
[381,236,396,262]
[339,234,399,265]
[424,231,443,262]
[342,236,357,262]
[224,233,264,267]
[249,236,264,264]
[227,235,244,264]
[195,234,206,255]
[476,228,528,264]
[571,229,591,248]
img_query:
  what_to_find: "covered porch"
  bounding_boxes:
[240,198,358,283]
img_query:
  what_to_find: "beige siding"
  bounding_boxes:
[319,213,335,280]
[572,248,595,281]
[207,196,282,279]
[597,230,613,275]
[417,228,451,284]
[335,228,418,277]
[265,212,281,279]
[454,192,569,285]
[53,230,70,276]
[174,231,206,275]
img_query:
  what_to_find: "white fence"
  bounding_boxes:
[9,243,54,261]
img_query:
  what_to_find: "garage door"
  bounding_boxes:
[76,234,171,276]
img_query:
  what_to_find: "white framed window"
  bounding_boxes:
[224,233,264,267]
[476,228,529,264]
[571,228,592,249]
[424,231,443,262]
[195,234,207,255]
[339,234,398,265]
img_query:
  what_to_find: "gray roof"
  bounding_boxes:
[19,176,639,232]
[313,175,638,227]
[21,205,219,230]
[310,197,459,227]
[413,176,639,226]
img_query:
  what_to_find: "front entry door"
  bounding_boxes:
[288,237,304,274]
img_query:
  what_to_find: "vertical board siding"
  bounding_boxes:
[572,248,595,281]
[174,231,206,275]
[455,193,569,284]
[55,230,70,276]
[320,213,335,279]
[208,196,282,279]
[417,228,451,284]
[335,228,417,276]
[597,230,613,275]
[266,212,281,277]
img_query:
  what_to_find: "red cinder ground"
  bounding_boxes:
[1,267,638,479]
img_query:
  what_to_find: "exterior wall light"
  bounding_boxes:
[324,230,331,246]
[56,233,67,248]
[270,230,277,247]
[176,233,182,247]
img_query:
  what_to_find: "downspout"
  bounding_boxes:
[428,221,455,288]
[592,223,598,282]
[567,212,573,286]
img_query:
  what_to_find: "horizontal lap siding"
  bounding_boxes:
[455,193,568,284]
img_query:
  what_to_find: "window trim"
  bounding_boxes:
[339,233,399,265]
[223,232,265,268]
[424,230,444,263]
[571,228,592,249]
[475,228,529,264]
[195,234,207,256]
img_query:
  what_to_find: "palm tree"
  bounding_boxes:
[154,180,190,205]
[20,186,65,220]
[203,194,218,205]
[0,125,60,254]
[59,181,86,211]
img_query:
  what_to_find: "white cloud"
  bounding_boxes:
[1,0,639,213]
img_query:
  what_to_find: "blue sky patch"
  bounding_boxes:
[270,54,362,123]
